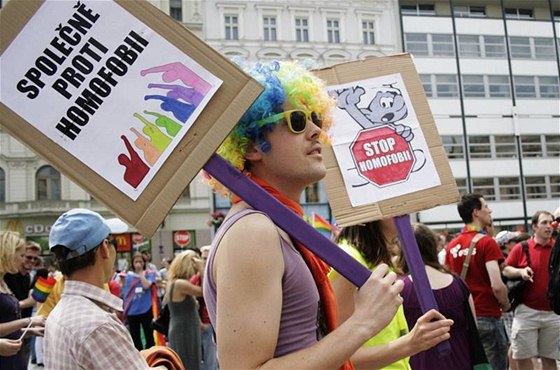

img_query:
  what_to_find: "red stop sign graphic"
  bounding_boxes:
[132,233,144,244]
[174,231,191,247]
[350,127,415,187]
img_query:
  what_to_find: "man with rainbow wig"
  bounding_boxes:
[202,61,408,369]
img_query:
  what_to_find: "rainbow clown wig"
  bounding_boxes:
[206,60,336,195]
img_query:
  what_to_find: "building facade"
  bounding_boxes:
[0,0,404,265]
[399,0,560,230]
[1,0,559,263]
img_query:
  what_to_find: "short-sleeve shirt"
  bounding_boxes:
[44,280,150,370]
[505,237,554,311]
[445,231,504,317]
[123,271,157,316]
[4,272,33,318]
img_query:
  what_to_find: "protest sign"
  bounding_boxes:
[0,0,263,236]
[314,54,459,226]
[314,55,458,355]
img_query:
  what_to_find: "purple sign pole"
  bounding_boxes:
[203,153,450,355]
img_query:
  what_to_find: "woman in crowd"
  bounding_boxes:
[166,250,204,370]
[330,219,453,369]
[397,223,473,370]
[122,252,157,350]
[0,231,44,369]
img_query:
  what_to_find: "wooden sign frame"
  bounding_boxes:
[0,0,263,236]
[314,54,459,226]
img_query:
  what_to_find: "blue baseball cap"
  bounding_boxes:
[49,209,128,260]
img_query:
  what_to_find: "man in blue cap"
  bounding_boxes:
[43,209,164,369]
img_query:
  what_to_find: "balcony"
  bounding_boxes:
[0,200,105,218]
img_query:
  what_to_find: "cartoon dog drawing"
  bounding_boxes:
[330,85,414,141]
[329,84,426,184]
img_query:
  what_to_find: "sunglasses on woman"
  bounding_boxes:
[255,109,322,134]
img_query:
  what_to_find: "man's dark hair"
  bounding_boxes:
[531,210,553,227]
[51,244,100,276]
[457,193,484,224]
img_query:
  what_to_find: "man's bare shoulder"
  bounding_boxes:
[215,209,285,278]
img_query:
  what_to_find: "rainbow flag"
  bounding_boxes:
[151,285,166,346]
[32,276,56,303]
[311,212,340,235]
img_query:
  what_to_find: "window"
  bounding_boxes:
[521,135,543,157]
[498,177,520,200]
[455,178,468,194]
[0,167,4,202]
[404,33,429,55]
[525,176,546,199]
[454,5,486,17]
[263,16,277,41]
[550,176,560,197]
[494,136,517,158]
[431,34,455,56]
[470,6,486,17]
[213,192,232,210]
[505,8,533,19]
[401,4,435,16]
[513,76,536,98]
[295,17,309,42]
[419,74,433,97]
[435,75,458,97]
[538,76,559,98]
[181,184,190,199]
[304,183,320,203]
[472,178,495,201]
[510,37,531,58]
[458,35,481,57]
[36,165,61,200]
[170,0,182,22]
[442,135,464,159]
[488,76,511,98]
[362,20,375,45]
[534,38,555,59]
[462,75,485,97]
[469,136,491,158]
[483,35,506,58]
[225,15,239,40]
[326,19,340,43]
[545,135,560,157]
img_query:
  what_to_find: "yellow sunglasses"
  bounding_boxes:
[255,109,322,134]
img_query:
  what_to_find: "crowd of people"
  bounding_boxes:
[1,60,559,370]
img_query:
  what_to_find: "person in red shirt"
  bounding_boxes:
[503,210,560,370]
[445,193,510,370]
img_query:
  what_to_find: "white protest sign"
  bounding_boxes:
[1,0,222,200]
[0,0,263,236]
[328,73,440,206]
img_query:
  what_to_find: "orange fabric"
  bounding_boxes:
[151,285,166,346]
[140,346,184,370]
[233,176,354,370]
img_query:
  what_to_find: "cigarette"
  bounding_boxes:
[19,319,34,340]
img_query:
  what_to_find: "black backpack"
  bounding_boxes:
[548,235,560,315]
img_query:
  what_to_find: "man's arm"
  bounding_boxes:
[214,212,405,369]
[486,260,510,311]
[502,244,534,282]
[502,265,534,281]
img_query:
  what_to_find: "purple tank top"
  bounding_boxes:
[203,208,320,357]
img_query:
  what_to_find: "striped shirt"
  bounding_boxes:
[44,280,150,370]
